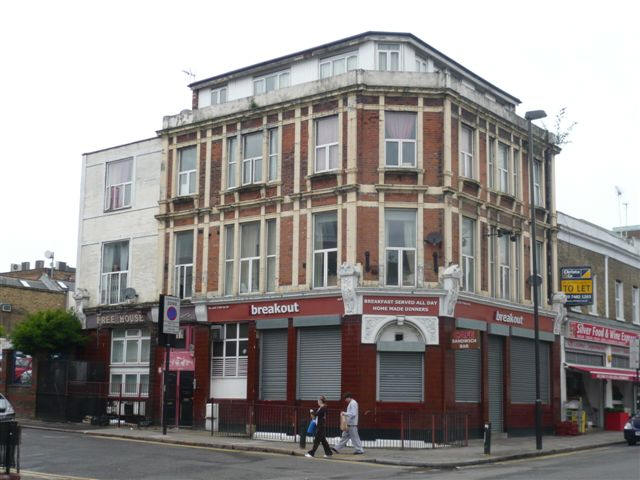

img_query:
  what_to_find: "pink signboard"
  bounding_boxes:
[568,321,640,347]
[169,351,195,371]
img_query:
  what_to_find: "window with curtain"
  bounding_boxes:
[227,137,237,189]
[533,160,543,206]
[178,146,197,196]
[242,132,263,185]
[459,125,474,178]
[240,222,260,293]
[615,281,624,320]
[499,235,510,300]
[211,323,249,378]
[313,212,337,288]
[105,158,133,211]
[385,209,416,286]
[315,116,339,172]
[498,142,509,194]
[174,230,194,299]
[224,225,235,296]
[488,138,495,189]
[266,219,277,292]
[385,112,416,167]
[101,241,129,304]
[268,129,278,181]
[378,43,400,71]
[461,217,475,292]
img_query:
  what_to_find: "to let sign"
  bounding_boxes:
[561,266,593,306]
[450,329,480,350]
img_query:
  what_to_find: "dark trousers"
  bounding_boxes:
[308,426,332,456]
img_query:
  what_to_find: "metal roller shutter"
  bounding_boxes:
[510,337,550,404]
[566,350,603,366]
[455,347,481,402]
[378,352,423,402]
[488,335,504,432]
[297,326,341,400]
[260,329,288,400]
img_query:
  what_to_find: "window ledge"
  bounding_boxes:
[232,183,266,193]
[378,167,423,174]
[459,176,480,186]
[103,205,132,214]
[534,204,547,212]
[496,191,516,201]
[306,170,342,180]
[171,194,197,204]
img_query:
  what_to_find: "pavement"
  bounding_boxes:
[17,417,626,469]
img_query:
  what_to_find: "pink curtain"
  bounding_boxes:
[385,112,416,139]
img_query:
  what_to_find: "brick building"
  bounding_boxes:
[156,32,562,436]
[557,213,640,427]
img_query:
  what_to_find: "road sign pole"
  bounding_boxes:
[162,335,170,435]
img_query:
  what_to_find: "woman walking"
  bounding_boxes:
[305,396,332,458]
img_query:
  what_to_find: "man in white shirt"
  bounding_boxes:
[332,392,364,454]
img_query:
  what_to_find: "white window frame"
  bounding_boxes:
[415,55,428,72]
[109,370,149,397]
[533,159,543,207]
[514,236,522,302]
[101,240,129,305]
[615,281,624,320]
[104,157,133,212]
[224,224,235,296]
[239,222,260,294]
[319,52,358,78]
[489,231,496,297]
[512,149,520,199]
[488,138,495,190]
[385,209,417,287]
[211,323,249,378]
[242,132,263,186]
[461,217,475,292]
[227,136,237,189]
[459,124,474,178]
[174,230,194,299]
[266,219,277,293]
[210,86,227,105]
[268,128,278,182]
[499,235,511,300]
[377,43,401,71]
[110,329,150,367]
[632,286,639,325]
[315,116,339,173]
[385,111,416,167]
[498,142,510,194]
[253,70,290,95]
[313,212,338,289]
[178,146,197,196]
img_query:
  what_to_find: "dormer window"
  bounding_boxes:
[211,87,227,105]
[319,52,358,79]
[253,70,290,95]
[378,43,400,71]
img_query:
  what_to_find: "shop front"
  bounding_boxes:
[562,319,640,429]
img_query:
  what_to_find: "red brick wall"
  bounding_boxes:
[357,110,379,185]
[357,207,379,282]
[192,324,210,426]
[279,217,293,286]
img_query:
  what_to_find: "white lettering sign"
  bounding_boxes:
[250,302,300,316]
[495,311,525,325]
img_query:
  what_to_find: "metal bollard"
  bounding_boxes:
[299,421,306,449]
[483,422,491,455]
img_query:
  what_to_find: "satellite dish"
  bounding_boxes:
[123,288,138,300]
[425,232,442,246]
[44,250,54,259]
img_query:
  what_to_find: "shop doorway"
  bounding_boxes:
[165,371,194,427]
[488,335,504,433]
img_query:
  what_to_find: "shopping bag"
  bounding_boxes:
[340,414,348,432]
[307,418,318,436]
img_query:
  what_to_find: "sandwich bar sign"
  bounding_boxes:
[561,266,593,306]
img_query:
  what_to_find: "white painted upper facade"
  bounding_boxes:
[191,32,518,111]
[76,137,162,308]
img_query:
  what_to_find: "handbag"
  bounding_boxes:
[339,414,348,432]
[306,417,318,436]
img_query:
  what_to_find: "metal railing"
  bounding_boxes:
[206,402,468,449]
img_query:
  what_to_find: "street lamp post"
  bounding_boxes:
[525,109,546,451]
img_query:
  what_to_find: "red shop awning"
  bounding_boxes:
[567,364,640,382]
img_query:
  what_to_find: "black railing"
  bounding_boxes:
[207,402,468,449]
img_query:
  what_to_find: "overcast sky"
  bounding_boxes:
[1,0,638,271]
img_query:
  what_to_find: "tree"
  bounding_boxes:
[9,309,86,356]
[544,107,577,147]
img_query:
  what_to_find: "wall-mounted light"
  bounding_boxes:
[364,251,371,272]
[486,227,521,242]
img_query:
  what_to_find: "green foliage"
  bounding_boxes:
[9,309,86,356]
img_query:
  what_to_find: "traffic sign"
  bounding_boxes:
[160,294,180,337]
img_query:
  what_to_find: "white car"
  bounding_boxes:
[0,394,15,421]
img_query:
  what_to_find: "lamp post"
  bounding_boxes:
[525,109,546,450]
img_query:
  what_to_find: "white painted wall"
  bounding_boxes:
[77,138,162,307]
[210,377,247,399]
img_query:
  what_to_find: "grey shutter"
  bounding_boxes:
[511,337,551,404]
[297,326,341,400]
[260,329,288,400]
[455,347,481,402]
[488,335,504,432]
[611,355,629,368]
[566,351,603,366]
[378,352,423,402]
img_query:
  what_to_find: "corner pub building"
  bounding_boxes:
[157,32,561,438]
